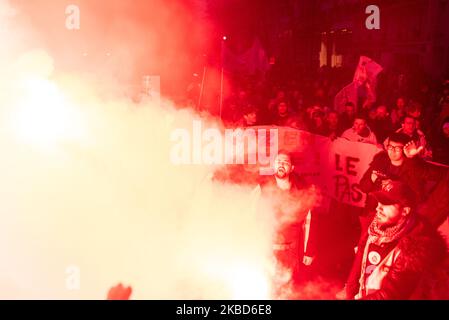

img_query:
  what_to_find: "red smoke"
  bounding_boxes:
[11,0,213,97]
[0,0,338,300]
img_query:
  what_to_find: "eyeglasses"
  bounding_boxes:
[386,145,403,152]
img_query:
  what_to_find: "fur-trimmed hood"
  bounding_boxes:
[399,216,449,299]
[397,216,447,274]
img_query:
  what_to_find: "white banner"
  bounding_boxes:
[246,126,382,207]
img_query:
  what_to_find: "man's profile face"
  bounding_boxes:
[375,202,407,227]
[274,154,293,179]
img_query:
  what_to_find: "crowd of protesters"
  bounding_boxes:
[220,67,449,166]
[210,65,449,299]
[111,66,449,300]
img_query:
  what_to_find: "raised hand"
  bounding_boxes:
[403,140,424,158]
[107,283,132,300]
[381,179,394,191]
[302,255,315,266]
[371,170,379,183]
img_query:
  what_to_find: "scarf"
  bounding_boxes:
[357,215,415,298]
[367,214,414,246]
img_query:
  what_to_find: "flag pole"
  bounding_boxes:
[220,66,224,118]
[219,36,225,119]
[198,65,206,111]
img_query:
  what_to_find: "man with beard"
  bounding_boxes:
[257,151,320,297]
[343,181,448,299]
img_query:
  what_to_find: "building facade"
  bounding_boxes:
[311,0,449,80]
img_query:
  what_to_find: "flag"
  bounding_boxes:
[222,37,269,76]
[353,56,383,86]
[353,56,383,107]
[334,56,383,113]
[334,82,358,114]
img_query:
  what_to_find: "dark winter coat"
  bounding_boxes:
[359,152,449,228]
[345,216,448,300]
[359,152,446,203]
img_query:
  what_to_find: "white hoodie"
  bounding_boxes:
[341,127,378,145]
